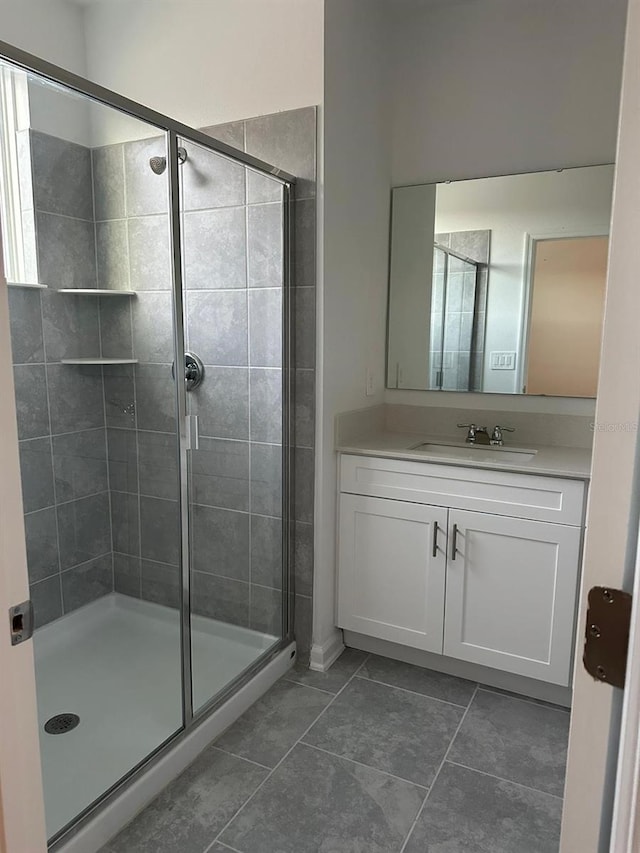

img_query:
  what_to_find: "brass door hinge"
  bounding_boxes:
[583,586,632,689]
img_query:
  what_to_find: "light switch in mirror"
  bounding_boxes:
[386,165,614,397]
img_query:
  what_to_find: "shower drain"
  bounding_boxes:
[44,713,80,735]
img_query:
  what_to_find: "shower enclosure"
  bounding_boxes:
[0,43,295,847]
[429,241,488,392]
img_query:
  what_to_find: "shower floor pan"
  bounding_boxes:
[33,592,276,840]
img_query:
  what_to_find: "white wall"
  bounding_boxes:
[385,0,628,415]
[0,0,87,75]
[82,0,323,142]
[434,165,614,393]
[1,0,323,145]
[314,0,391,661]
[391,0,627,186]
[387,184,436,390]
[0,0,92,144]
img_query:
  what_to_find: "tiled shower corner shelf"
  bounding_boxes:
[58,289,136,296]
[6,281,48,289]
[60,358,138,365]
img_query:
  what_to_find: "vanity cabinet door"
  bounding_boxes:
[337,494,448,653]
[444,509,582,686]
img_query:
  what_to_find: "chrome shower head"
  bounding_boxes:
[148,146,188,175]
[149,156,166,175]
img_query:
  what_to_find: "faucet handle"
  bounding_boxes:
[457,423,476,442]
[491,425,515,445]
[457,423,486,443]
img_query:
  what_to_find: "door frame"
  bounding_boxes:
[609,514,640,851]
[0,237,47,852]
[560,0,639,848]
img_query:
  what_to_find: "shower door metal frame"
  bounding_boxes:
[167,132,194,726]
[0,38,297,850]
[431,242,482,392]
[169,137,297,728]
[0,40,296,182]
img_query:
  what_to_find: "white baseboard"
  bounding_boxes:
[309,629,344,672]
[54,643,296,853]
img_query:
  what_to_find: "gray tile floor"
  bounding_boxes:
[102,650,569,853]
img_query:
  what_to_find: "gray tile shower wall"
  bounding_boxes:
[11,112,317,664]
[11,131,113,629]
[205,107,317,661]
[98,107,316,660]
[90,135,178,612]
[434,230,490,392]
[92,135,182,609]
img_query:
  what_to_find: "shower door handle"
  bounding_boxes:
[185,415,199,451]
[192,415,199,451]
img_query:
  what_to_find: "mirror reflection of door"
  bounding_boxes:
[525,236,608,397]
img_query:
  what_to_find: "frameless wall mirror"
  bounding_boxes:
[386,164,614,397]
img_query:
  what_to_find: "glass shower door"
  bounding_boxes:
[1,43,293,845]
[0,62,186,841]
[178,136,289,714]
[430,248,479,391]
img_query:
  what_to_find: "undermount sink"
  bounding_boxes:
[409,442,538,464]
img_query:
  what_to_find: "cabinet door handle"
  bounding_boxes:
[432,521,438,558]
[451,524,458,560]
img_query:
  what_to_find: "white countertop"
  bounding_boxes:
[336,430,592,480]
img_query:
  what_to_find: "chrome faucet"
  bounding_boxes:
[458,423,516,446]
[490,425,516,446]
[457,423,490,445]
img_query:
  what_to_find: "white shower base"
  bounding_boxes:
[34,593,276,840]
